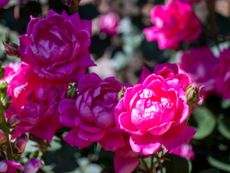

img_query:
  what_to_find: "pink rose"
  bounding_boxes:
[0,0,9,8]
[59,73,125,149]
[214,48,230,99]
[5,63,63,142]
[98,12,120,35]
[144,1,202,49]
[180,47,218,95]
[19,10,94,82]
[115,64,195,155]
[170,144,195,160]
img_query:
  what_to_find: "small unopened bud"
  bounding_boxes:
[1,95,11,109]
[0,130,7,144]
[186,84,201,107]
[0,81,7,93]
[14,134,29,153]
[118,86,127,100]
[8,114,20,128]
[66,82,77,99]
[2,41,19,57]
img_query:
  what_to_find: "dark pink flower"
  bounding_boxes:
[24,159,41,173]
[114,143,139,173]
[98,12,120,35]
[5,63,63,142]
[115,64,195,155]
[144,1,202,49]
[19,10,94,82]
[180,47,218,95]
[0,0,9,8]
[59,73,124,149]
[0,161,23,173]
[170,144,195,159]
[214,48,230,99]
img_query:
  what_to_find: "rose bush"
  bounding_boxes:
[19,10,94,82]
[115,64,196,155]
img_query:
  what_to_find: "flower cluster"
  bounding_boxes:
[5,10,94,142]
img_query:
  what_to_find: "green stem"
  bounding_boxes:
[157,155,164,173]
[0,107,13,160]
[150,156,157,173]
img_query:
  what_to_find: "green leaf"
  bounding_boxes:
[193,107,216,140]
[163,154,192,173]
[218,115,230,140]
[208,155,230,172]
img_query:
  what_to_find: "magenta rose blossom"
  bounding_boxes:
[5,63,63,142]
[115,64,196,155]
[0,0,9,8]
[0,161,23,173]
[180,47,218,94]
[98,12,120,35]
[24,159,41,173]
[0,159,41,173]
[19,10,94,82]
[59,73,125,150]
[170,144,195,159]
[214,48,230,99]
[144,0,202,49]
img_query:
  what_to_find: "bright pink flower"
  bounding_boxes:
[144,1,202,49]
[115,64,195,155]
[0,161,23,173]
[98,12,120,35]
[19,10,94,82]
[5,63,63,142]
[214,48,230,99]
[59,73,125,149]
[0,0,9,8]
[170,144,195,159]
[180,47,218,95]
